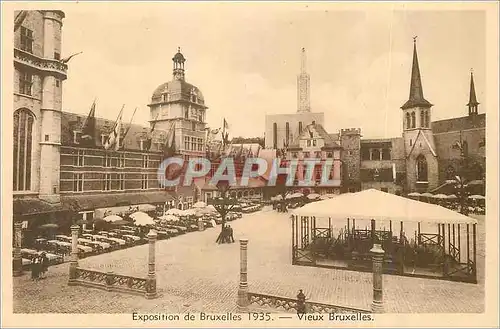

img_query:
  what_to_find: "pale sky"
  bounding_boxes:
[61,3,486,139]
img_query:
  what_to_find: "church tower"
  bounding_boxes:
[297,48,311,113]
[401,38,439,192]
[467,71,479,116]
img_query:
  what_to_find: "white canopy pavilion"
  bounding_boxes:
[290,189,478,283]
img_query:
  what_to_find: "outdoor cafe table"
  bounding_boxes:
[122,234,141,242]
[117,229,136,235]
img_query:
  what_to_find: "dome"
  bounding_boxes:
[151,79,205,105]
[173,52,186,62]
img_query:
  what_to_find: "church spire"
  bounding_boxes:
[401,37,432,110]
[297,47,311,113]
[467,70,479,115]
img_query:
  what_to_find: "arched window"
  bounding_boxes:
[411,112,416,128]
[371,149,380,161]
[298,121,303,134]
[13,109,35,191]
[425,111,430,128]
[406,113,411,129]
[416,154,428,182]
[272,122,277,149]
[420,110,425,128]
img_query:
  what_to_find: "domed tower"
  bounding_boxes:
[147,48,208,157]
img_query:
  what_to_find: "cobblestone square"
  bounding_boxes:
[13,207,485,313]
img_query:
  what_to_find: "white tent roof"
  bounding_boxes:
[292,189,477,224]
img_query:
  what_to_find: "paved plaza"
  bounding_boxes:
[13,207,485,313]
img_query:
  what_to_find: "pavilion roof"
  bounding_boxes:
[292,189,477,225]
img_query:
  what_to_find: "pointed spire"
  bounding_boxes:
[401,37,432,110]
[467,70,479,106]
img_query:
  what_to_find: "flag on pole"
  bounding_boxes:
[81,100,96,145]
[119,107,138,149]
[223,118,229,130]
[103,105,124,150]
[144,113,159,151]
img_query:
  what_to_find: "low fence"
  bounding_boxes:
[72,267,148,296]
[237,239,381,313]
[247,292,370,314]
[67,225,159,299]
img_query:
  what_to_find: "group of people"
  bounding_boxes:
[216,224,235,244]
[30,252,49,280]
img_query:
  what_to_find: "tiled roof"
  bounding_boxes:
[61,111,170,152]
[431,113,486,134]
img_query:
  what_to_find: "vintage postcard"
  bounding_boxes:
[2,1,499,328]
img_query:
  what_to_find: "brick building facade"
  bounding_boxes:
[266,41,486,196]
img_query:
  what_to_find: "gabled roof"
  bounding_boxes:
[61,111,170,152]
[406,130,437,158]
[289,122,341,149]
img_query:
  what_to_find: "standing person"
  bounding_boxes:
[228,225,235,243]
[40,252,49,279]
[31,256,40,281]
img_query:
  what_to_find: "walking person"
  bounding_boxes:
[228,225,235,243]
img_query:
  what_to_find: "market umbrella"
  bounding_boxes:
[407,192,421,197]
[130,211,150,220]
[192,201,207,208]
[160,214,180,223]
[134,216,155,226]
[39,223,58,229]
[421,192,433,198]
[432,194,449,199]
[469,195,485,200]
[447,194,458,199]
[103,215,123,223]
[307,193,321,200]
[166,208,182,216]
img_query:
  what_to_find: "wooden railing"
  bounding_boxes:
[74,267,147,296]
[247,292,370,314]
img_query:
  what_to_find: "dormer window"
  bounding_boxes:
[101,134,108,146]
[73,131,81,144]
[312,139,317,147]
[307,140,311,147]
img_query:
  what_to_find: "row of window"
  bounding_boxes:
[67,151,154,168]
[406,110,430,129]
[19,26,60,59]
[361,148,391,161]
[18,69,61,97]
[70,173,152,192]
[290,151,334,159]
[183,136,203,151]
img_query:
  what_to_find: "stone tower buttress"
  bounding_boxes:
[39,10,65,203]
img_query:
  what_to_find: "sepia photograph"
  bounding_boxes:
[2,1,499,328]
